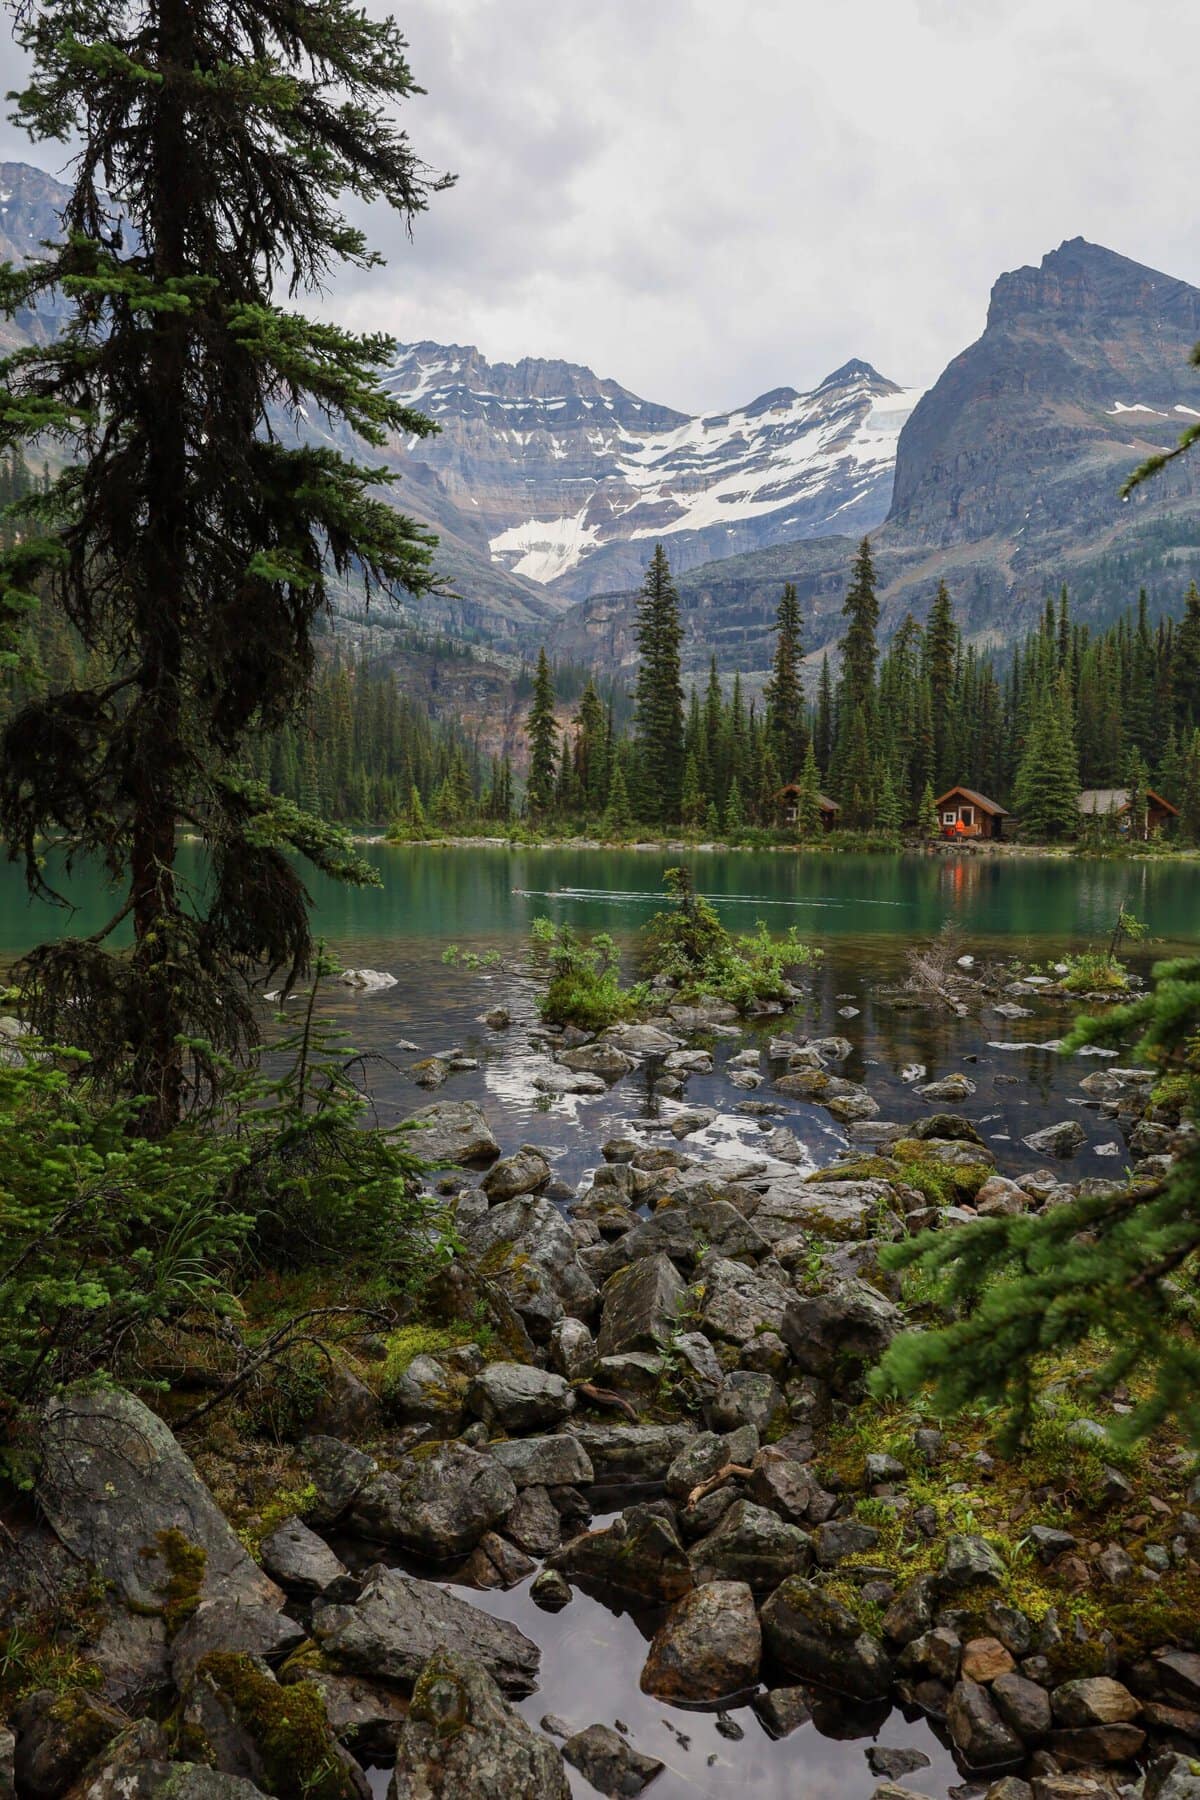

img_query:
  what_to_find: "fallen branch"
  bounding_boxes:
[686,1462,754,1506]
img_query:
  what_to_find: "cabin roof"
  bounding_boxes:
[777,784,840,811]
[1077,787,1179,816]
[934,786,1009,816]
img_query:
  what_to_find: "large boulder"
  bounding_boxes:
[180,1653,368,1799]
[313,1568,541,1696]
[468,1363,574,1432]
[300,1437,378,1527]
[754,1178,895,1244]
[37,1386,282,1619]
[480,1149,551,1201]
[639,1580,761,1704]
[1050,1677,1140,1727]
[170,1601,306,1689]
[696,1258,790,1344]
[596,1254,685,1357]
[10,1690,128,1800]
[566,1423,693,1483]
[760,1576,892,1700]
[781,1281,903,1390]
[388,1652,569,1799]
[346,1445,516,1558]
[260,1517,348,1598]
[400,1100,500,1164]
[550,1504,692,1603]
[599,1023,681,1058]
[1022,1120,1085,1158]
[464,1196,597,1339]
[487,1434,593,1488]
[558,1044,636,1080]
[688,1499,812,1591]
[387,1354,471,1433]
[946,1678,1025,1768]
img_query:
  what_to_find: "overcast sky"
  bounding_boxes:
[3,0,1197,414]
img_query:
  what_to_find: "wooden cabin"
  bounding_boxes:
[776,783,841,831]
[1077,787,1179,838]
[934,787,1009,841]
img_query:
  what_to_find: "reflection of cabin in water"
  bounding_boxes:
[776,784,840,831]
[1077,787,1179,838]
[934,787,1009,840]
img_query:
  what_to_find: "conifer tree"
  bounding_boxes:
[923,581,959,790]
[1180,728,1200,844]
[633,544,686,822]
[919,779,940,839]
[814,654,834,777]
[764,581,807,778]
[680,751,705,829]
[723,776,745,837]
[0,0,445,1129]
[525,648,558,817]
[602,760,634,839]
[1013,673,1080,841]
[831,538,879,800]
[795,740,823,839]
[1176,582,1200,737]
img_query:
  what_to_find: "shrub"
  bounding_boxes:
[641,866,819,1007]
[529,917,647,1030]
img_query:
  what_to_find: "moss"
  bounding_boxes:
[805,1157,896,1184]
[149,1528,207,1634]
[891,1140,991,1204]
[378,1321,487,1401]
[197,1651,353,1800]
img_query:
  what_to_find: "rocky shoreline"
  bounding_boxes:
[2,969,1198,1800]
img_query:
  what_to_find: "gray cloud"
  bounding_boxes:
[2,0,1198,412]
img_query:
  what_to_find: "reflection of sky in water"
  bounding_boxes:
[363,1562,966,1799]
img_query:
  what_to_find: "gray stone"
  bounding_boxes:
[918,1074,977,1100]
[388,1652,569,1798]
[503,1486,562,1558]
[464,1195,597,1339]
[760,1576,893,1700]
[533,1065,608,1096]
[559,1044,636,1080]
[596,1253,685,1357]
[670,1107,718,1138]
[813,1518,881,1566]
[562,1725,663,1797]
[991,1671,1052,1740]
[459,1531,537,1591]
[169,1600,307,1689]
[469,1362,575,1431]
[781,1280,903,1390]
[567,1423,692,1482]
[1145,1753,1200,1800]
[599,1022,681,1058]
[301,1436,378,1527]
[10,1690,129,1800]
[689,1499,812,1591]
[708,1370,786,1436]
[1022,1120,1086,1158]
[941,1533,1006,1589]
[314,1567,541,1696]
[1028,1525,1077,1565]
[400,1100,500,1164]
[946,1678,1025,1767]
[666,1427,758,1499]
[548,1316,598,1381]
[346,1445,516,1558]
[753,1687,814,1738]
[488,1434,594,1488]
[481,1149,552,1200]
[1051,1677,1140,1727]
[748,1447,825,1526]
[697,1256,791,1344]
[868,1747,933,1780]
[530,1568,573,1610]
[550,1504,692,1603]
[37,1385,282,1618]
[640,1580,761,1704]
[279,1668,408,1762]
[388,1353,470,1433]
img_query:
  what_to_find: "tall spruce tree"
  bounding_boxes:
[923,581,958,790]
[764,581,806,778]
[525,648,558,817]
[633,544,685,821]
[1013,672,1080,841]
[831,538,879,801]
[0,0,445,1130]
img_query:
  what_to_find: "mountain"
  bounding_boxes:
[550,239,1200,677]
[379,345,920,600]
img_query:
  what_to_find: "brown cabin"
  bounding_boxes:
[776,783,840,831]
[934,786,1009,841]
[1077,787,1179,838]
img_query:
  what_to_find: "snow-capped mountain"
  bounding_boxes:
[380,345,920,599]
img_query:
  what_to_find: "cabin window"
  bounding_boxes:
[942,811,957,825]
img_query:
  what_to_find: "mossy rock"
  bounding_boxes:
[891,1140,991,1203]
[193,1651,360,1800]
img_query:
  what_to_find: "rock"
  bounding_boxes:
[946,1678,1025,1767]
[73,1759,273,1798]
[812,1518,881,1567]
[689,1498,812,1590]
[559,1044,636,1080]
[752,1686,814,1738]
[258,1518,347,1599]
[11,1691,128,1800]
[533,1066,608,1096]
[338,968,397,990]
[1095,1544,1134,1586]
[300,1437,377,1529]
[37,1386,282,1619]
[986,1783,1033,1800]
[180,1655,367,1800]
[459,1532,537,1591]
[314,1567,540,1697]
[480,1007,510,1029]
[468,1362,575,1431]
[400,1100,500,1164]
[992,1672,1053,1741]
[530,1568,572,1610]
[0,1730,11,1800]
[481,1149,551,1200]
[940,1534,1006,1589]
[1145,1753,1200,1800]
[781,1280,903,1390]
[278,1668,408,1763]
[670,1107,718,1138]
[487,1435,594,1488]
[898,1626,962,1684]
[974,1176,1030,1217]
[596,1254,684,1358]
[760,1576,893,1700]
[918,1074,977,1100]
[464,1196,597,1339]
[882,1575,938,1644]
[503,1487,562,1558]
[747,1446,824,1525]
[1154,1652,1200,1707]
[963,1637,1017,1683]
[599,1022,681,1058]
[1048,1724,1146,1765]
[561,1725,662,1797]
[668,996,739,1028]
[1028,1525,1077,1565]
[389,1353,471,1433]
[567,1423,692,1483]
[640,1580,761,1703]
[1022,1120,1086,1158]
[697,1256,791,1343]
[170,1601,307,1689]
[868,1747,933,1779]
[388,1652,569,1799]
[1051,1677,1140,1727]
[346,1445,517,1558]
[708,1370,787,1435]
[548,1317,598,1381]
[550,1504,692,1603]
[412,1057,450,1088]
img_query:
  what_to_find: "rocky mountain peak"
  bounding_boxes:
[987,237,1200,333]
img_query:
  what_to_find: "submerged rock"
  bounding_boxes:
[562,1723,664,1797]
[550,1504,692,1603]
[399,1100,500,1164]
[760,1576,892,1700]
[481,1149,551,1200]
[388,1652,569,1799]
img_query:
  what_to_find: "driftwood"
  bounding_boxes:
[686,1462,754,1507]
[576,1382,640,1423]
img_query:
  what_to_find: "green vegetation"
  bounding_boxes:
[872,953,1200,1448]
[530,917,647,1032]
